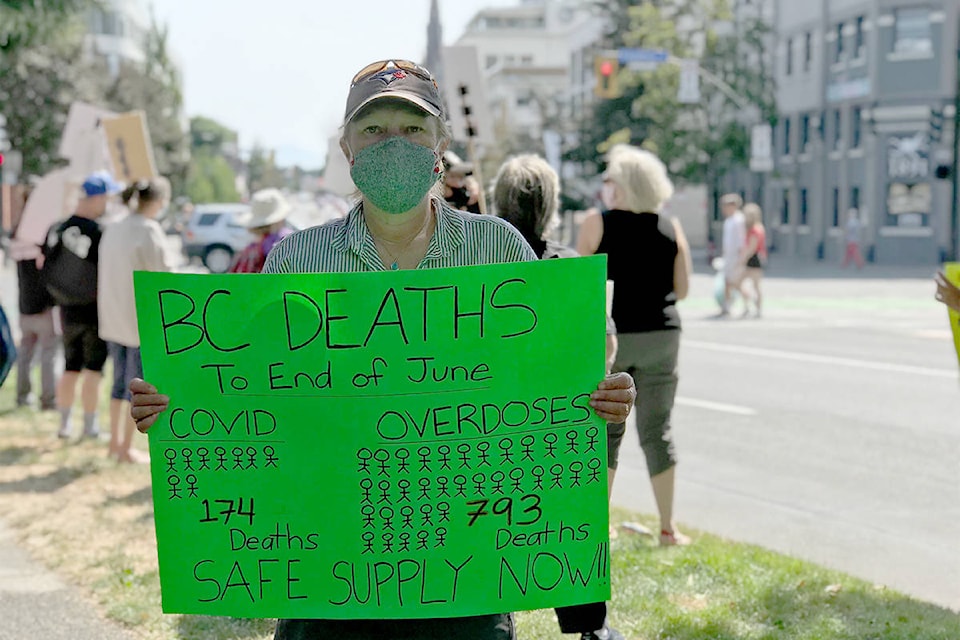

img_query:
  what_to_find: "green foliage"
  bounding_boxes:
[576,0,776,186]
[0,17,99,177]
[98,11,190,196]
[186,152,239,204]
[516,510,960,640]
[0,0,91,53]
[246,144,285,193]
[190,116,239,156]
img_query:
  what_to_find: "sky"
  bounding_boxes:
[151,0,520,169]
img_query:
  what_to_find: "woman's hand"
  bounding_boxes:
[590,372,635,423]
[129,378,170,433]
[935,271,960,314]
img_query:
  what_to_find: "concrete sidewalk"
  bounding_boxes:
[0,520,132,640]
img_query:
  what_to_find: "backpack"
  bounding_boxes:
[41,221,99,306]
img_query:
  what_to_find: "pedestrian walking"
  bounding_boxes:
[739,203,767,318]
[842,208,865,269]
[42,171,119,440]
[98,177,175,463]
[492,153,624,640]
[719,193,747,316]
[128,58,637,640]
[576,144,693,546]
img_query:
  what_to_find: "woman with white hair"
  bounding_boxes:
[577,144,693,546]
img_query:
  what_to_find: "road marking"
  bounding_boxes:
[685,340,956,379]
[675,397,757,416]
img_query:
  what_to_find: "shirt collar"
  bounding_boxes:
[338,198,467,264]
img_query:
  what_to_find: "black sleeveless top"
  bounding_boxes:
[596,209,680,333]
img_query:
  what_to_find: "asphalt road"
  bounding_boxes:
[610,264,959,611]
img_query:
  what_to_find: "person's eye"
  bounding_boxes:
[405,125,425,134]
[363,125,383,135]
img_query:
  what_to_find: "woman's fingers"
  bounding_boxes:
[591,372,635,422]
[128,378,168,433]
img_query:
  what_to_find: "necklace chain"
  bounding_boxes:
[371,209,432,270]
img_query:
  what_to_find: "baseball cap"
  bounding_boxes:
[81,171,122,197]
[344,59,446,125]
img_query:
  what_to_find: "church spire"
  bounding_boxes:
[424,0,444,88]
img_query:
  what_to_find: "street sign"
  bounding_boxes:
[750,123,774,173]
[677,59,700,104]
[618,48,668,72]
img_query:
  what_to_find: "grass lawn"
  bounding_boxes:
[0,380,957,640]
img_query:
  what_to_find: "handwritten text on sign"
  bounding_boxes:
[134,257,609,619]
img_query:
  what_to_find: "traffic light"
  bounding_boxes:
[594,55,621,99]
[930,108,945,143]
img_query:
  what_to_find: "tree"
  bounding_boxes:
[574,0,775,186]
[246,144,285,193]
[0,1,90,55]
[98,10,190,196]
[0,17,100,177]
[186,154,239,204]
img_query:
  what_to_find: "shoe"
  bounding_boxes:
[660,529,692,546]
[57,425,71,439]
[580,624,624,640]
[82,427,101,439]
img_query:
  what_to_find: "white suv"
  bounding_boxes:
[180,204,253,273]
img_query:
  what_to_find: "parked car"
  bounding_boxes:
[180,204,253,273]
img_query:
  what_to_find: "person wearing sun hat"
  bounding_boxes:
[228,188,293,273]
[128,59,639,640]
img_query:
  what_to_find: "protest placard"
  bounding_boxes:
[134,257,610,619]
[945,263,960,369]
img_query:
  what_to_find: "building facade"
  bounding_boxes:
[769,0,959,264]
[85,0,149,76]
[455,0,603,169]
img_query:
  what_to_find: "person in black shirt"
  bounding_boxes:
[577,145,693,547]
[42,171,119,440]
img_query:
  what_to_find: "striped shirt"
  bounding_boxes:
[263,197,531,640]
[263,198,536,274]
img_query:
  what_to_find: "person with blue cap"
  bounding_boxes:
[42,170,121,441]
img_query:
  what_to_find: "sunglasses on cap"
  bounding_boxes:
[351,59,438,88]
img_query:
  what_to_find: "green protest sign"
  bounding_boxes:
[135,256,610,619]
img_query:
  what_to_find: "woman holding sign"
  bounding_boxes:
[130,59,636,640]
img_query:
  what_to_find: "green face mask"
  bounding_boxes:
[350,137,439,214]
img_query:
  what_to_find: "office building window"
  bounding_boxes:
[854,16,865,59]
[850,186,861,212]
[833,109,842,150]
[834,22,844,63]
[851,106,862,148]
[800,188,809,225]
[781,190,790,225]
[801,114,810,152]
[786,37,794,75]
[894,8,933,56]
[804,32,813,72]
[818,110,826,140]
[783,117,792,155]
[832,187,841,227]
